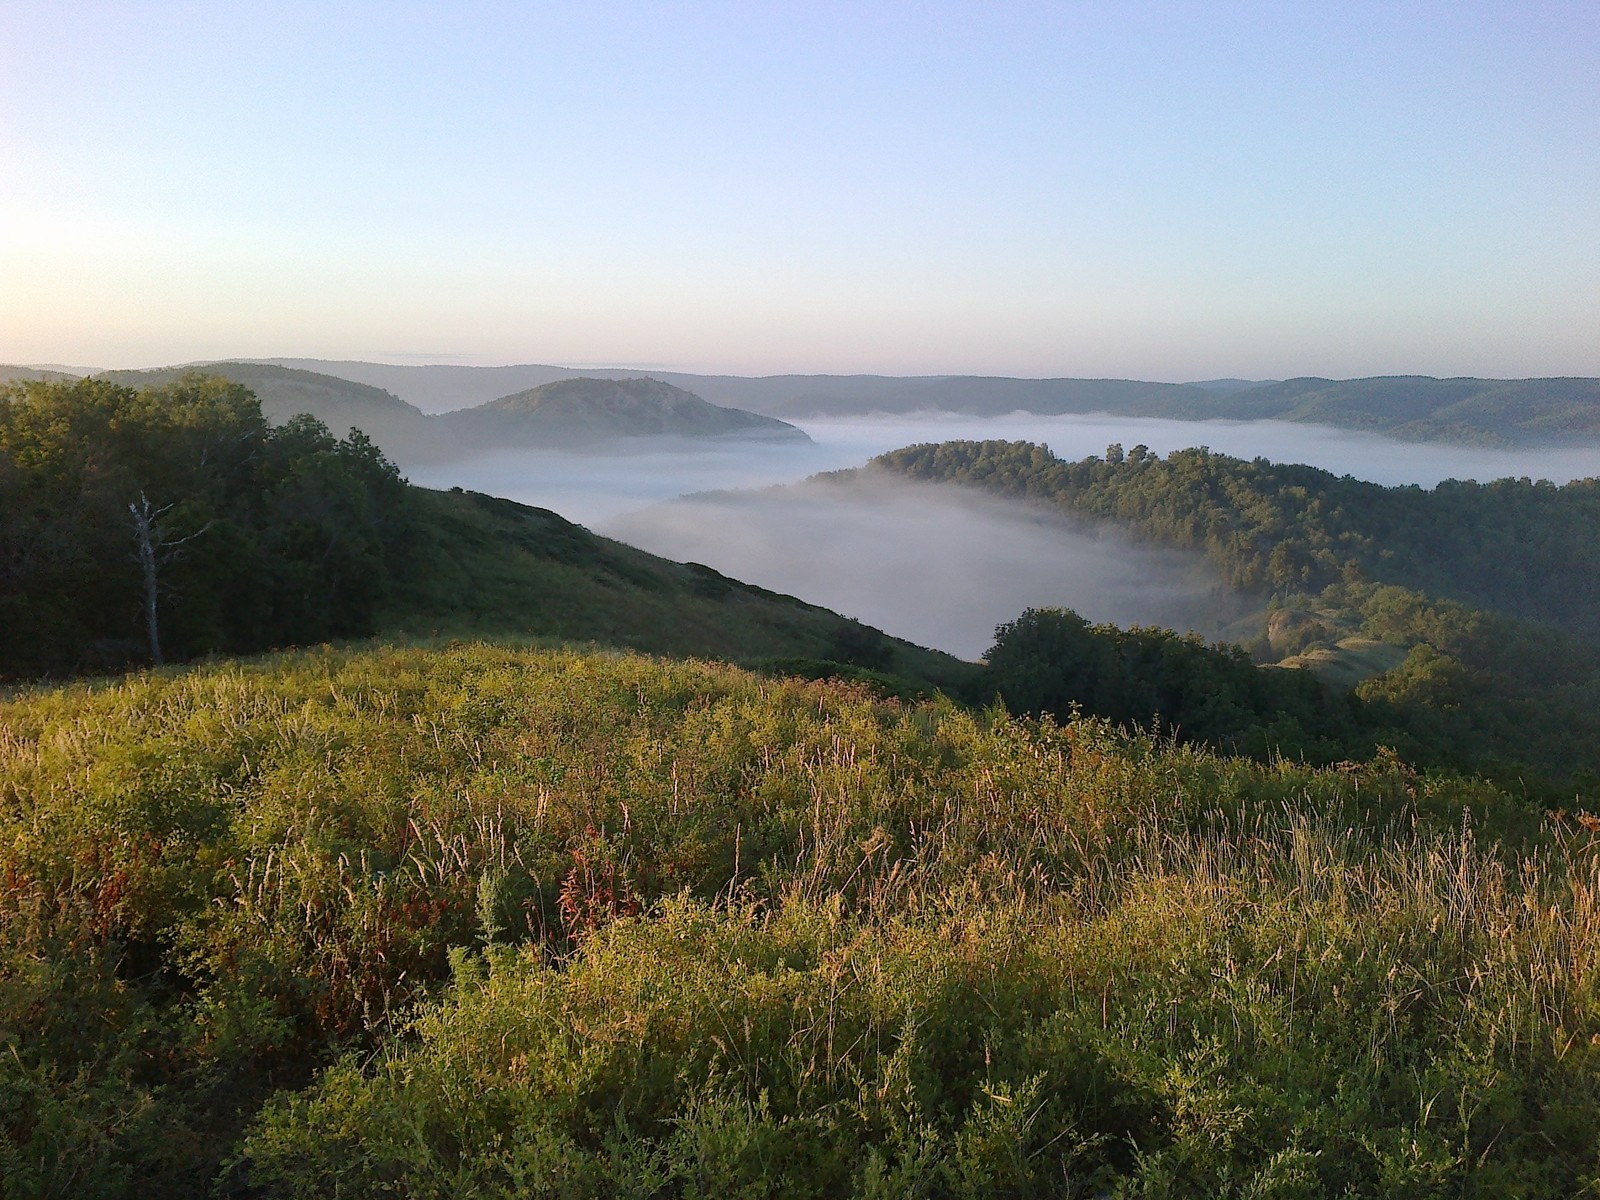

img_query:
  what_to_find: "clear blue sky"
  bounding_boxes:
[2,1,1595,378]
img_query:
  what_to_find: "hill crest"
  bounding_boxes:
[441,376,810,448]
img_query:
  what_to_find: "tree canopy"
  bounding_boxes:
[0,374,411,676]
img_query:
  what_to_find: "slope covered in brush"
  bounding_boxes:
[3,641,1592,1197]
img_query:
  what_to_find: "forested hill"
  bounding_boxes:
[17,360,1599,447]
[438,376,809,449]
[730,374,1600,445]
[1188,376,1600,444]
[876,439,1600,640]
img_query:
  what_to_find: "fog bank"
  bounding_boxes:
[604,476,1248,660]
[408,412,1600,528]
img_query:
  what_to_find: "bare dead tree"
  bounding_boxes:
[128,492,212,665]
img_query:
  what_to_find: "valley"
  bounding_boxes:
[5,368,1600,1196]
[11,7,1599,1192]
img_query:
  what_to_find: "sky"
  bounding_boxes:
[2,2,1596,378]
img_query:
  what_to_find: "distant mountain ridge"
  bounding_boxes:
[11,358,1600,448]
[11,362,805,466]
[258,359,1600,446]
[1193,376,1600,444]
[94,362,455,463]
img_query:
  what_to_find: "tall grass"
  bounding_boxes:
[0,643,1593,1196]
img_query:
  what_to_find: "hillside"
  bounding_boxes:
[90,364,809,463]
[0,364,80,386]
[1189,375,1600,444]
[385,486,969,691]
[3,641,1592,1196]
[11,379,1600,1195]
[872,439,1600,787]
[260,357,581,413]
[874,440,1600,639]
[439,375,810,449]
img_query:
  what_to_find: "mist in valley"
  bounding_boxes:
[409,411,1600,524]
[606,474,1250,660]
[404,412,1600,659]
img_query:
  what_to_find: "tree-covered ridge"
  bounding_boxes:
[872,441,1600,790]
[439,375,809,449]
[28,360,1600,450]
[248,361,1600,446]
[1206,375,1600,443]
[6,642,1596,1197]
[875,439,1600,636]
[95,360,454,465]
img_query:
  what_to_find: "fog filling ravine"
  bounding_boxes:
[403,412,1600,658]
[408,411,1600,525]
[604,475,1250,660]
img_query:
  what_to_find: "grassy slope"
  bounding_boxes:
[382,487,977,695]
[3,642,1593,1197]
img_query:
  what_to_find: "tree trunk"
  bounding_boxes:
[129,493,164,665]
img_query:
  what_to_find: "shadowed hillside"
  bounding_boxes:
[0,373,963,695]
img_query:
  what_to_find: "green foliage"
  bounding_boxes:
[987,607,1359,762]
[0,642,1586,1195]
[0,375,411,675]
[875,441,1600,789]
[876,440,1600,636]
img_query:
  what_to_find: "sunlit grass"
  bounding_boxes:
[1,642,1594,1196]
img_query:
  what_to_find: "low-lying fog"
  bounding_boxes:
[609,475,1251,660]
[409,412,1600,527]
[405,412,1600,659]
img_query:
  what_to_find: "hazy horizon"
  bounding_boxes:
[18,353,1588,387]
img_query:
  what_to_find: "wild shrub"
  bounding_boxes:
[0,643,1589,1195]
